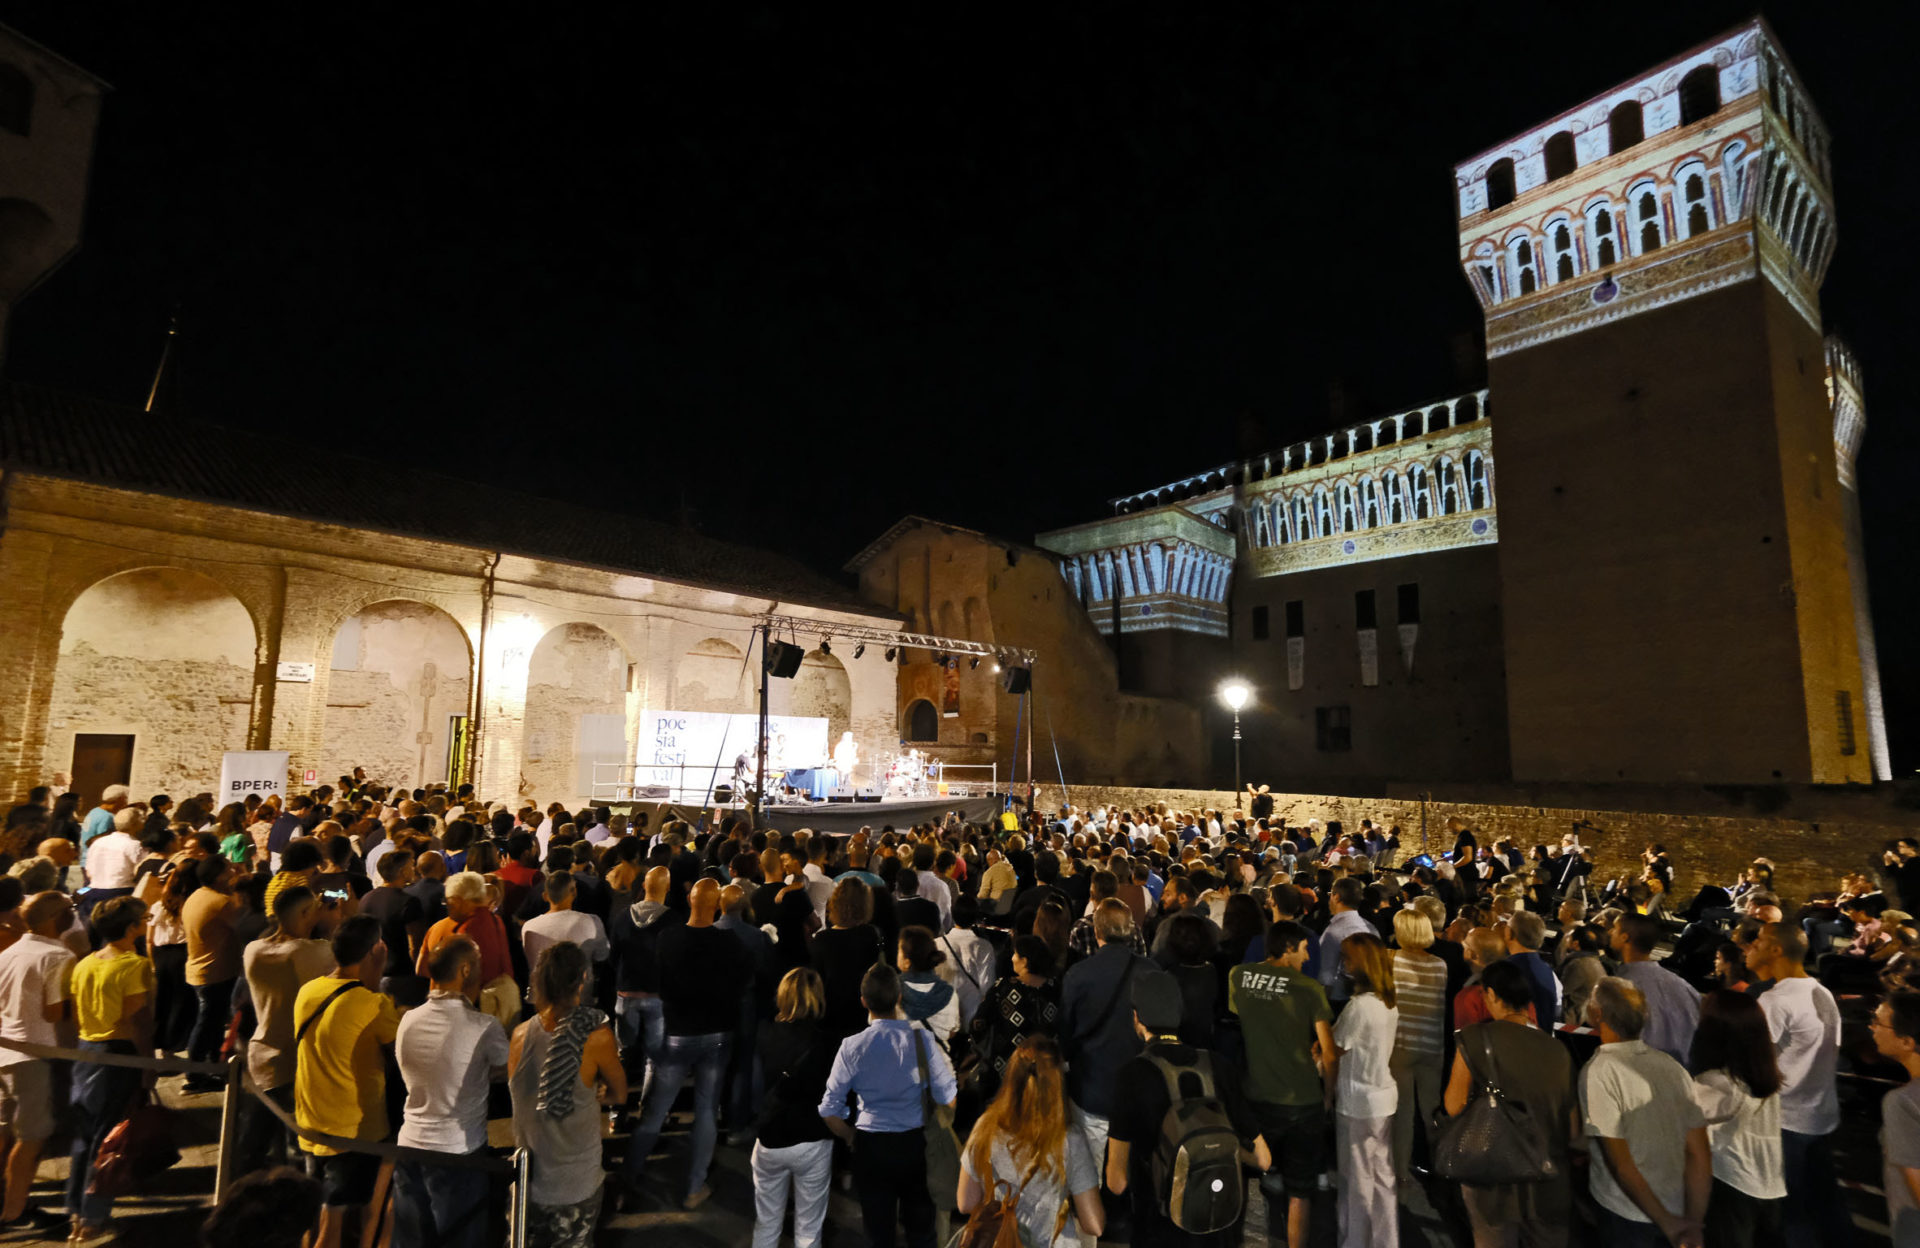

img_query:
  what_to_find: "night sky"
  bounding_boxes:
[5,4,1915,773]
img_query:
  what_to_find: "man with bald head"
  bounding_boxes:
[618,876,754,1212]
[0,892,75,1231]
[611,865,676,1091]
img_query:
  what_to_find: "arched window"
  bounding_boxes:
[1679,166,1712,237]
[1267,501,1286,545]
[1466,451,1491,509]
[1486,158,1516,211]
[1609,101,1644,154]
[906,699,939,742]
[1548,218,1577,281]
[1292,495,1310,543]
[1454,393,1480,424]
[1511,236,1537,295]
[1410,465,1431,520]
[1362,478,1382,528]
[1544,130,1577,181]
[1588,203,1619,268]
[1337,483,1357,532]
[1383,471,1407,525]
[1634,184,1663,253]
[1313,487,1333,537]
[0,64,30,137]
[1438,458,1461,515]
[1679,65,1720,126]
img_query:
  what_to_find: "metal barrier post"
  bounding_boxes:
[509,1146,531,1248]
[213,1053,245,1204]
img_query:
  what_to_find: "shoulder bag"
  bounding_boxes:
[916,1023,964,1213]
[1430,1025,1558,1185]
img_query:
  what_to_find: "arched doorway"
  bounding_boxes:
[905,699,939,743]
[322,601,472,790]
[522,623,629,806]
[47,568,258,805]
[674,638,754,714]
[789,649,852,745]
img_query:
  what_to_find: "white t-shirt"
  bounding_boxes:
[1691,1070,1786,1199]
[1582,1039,1708,1223]
[395,990,510,1153]
[1758,976,1841,1135]
[521,909,609,975]
[1332,991,1398,1118]
[0,934,75,1068]
[85,832,144,890]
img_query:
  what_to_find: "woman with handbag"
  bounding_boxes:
[1441,958,1577,1247]
[956,1037,1104,1247]
[68,896,156,1245]
[751,968,837,1248]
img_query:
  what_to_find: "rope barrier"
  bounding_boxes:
[0,1036,225,1075]
[237,1068,517,1173]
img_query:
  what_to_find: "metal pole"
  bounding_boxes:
[509,1146,531,1248]
[1231,708,1243,813]
[213,1053,245,1204]
[755,623,771,821]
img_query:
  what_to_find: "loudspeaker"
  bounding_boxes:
[856,788,882,803]
[764,640,805,678]
[712,785,733,803]
[1001,665,1031,695]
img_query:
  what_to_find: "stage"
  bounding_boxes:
[612,794,1006,835]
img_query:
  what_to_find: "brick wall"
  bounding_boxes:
[44,649,251,798]
[1034,782,1920,908]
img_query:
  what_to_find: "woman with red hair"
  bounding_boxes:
[956,1037,1105,1246]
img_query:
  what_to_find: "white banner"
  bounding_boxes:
[1358,628,1379,687]
[218,751,289,802]
[637,710,828,796]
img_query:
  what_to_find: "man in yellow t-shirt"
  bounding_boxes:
[293,914,401,1248]
[68,896,153,1238]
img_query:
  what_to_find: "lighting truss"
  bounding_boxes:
[755,614,1037,666]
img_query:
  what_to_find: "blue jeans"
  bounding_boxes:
[616,995,665,1100]
[623,1031,728,1198]
[188,978,235,1067]
[1782,1128,1851,1248]
[393,1154,492,1248]
[68,1040,141,1225]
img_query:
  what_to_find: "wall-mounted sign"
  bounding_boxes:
[275,662,316,683]
[219,751,289,800]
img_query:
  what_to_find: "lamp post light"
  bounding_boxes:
[1220,681,1249,813]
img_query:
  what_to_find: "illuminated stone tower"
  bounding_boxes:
[1454,20,1881,784]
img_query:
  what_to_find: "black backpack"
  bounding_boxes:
[1146,1048,1243,1235]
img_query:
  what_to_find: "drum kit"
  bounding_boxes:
[882,748,936,799]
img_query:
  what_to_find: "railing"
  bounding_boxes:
[935,763,998,798]
[591,761,736,806]
[0,1037,530,1245]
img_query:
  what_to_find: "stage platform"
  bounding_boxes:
[609,794,1005,834]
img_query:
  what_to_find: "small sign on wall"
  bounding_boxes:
[304,769,318,784]
[276,662,316,683]
[219,751,289,801]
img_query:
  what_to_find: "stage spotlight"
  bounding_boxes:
[884,647,897,662]
[969,656,980,669]
[853,644,865,659]
[820,638,831,656]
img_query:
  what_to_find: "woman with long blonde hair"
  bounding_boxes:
[956,1037,1104,1246]
[1330,932,1399,1248]
[750,967,836,1248]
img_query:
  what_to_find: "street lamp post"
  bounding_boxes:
[1220,681,1249,813]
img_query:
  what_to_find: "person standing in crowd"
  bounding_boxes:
[813,878,884,1040]
[1502,911,1560,1026]
[294,914,402,1248]
[1580,977,1711,1246]
[1106,971,1270,1248]
[609,865,673,1088]
[521,871,609,986]
[393,935,509,1248]
[67,896,152,1244]
[938,897,995,1032]
[1060,897,1156,1246]
[621,878,751,1212]
[418,871,513,1023]
[820,963,958,1248]
[81,807,144,914]
[1443,959,1575,1246]
[239,886,335,1163]
[1389,907,1447,1217]
[750,968,836,1248]
[361,849,427,1007]
[958,1036,1105,1246]
[1229,919,1333,1248]
[972,934,1062,1104]
[181,854,242,1092]
[896,925,960,1047]
[1872,991,1920,1245]
[1318,879,1372,1003]
[78,786,127,854]
[1328,932,1399,1248]
[1747,921,1848,1247]
[1612,913,1702,1063]
[0,892,73,1235]
[1688,989,1786,1245]
[511,941,625,1248]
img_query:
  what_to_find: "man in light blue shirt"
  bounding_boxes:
[1318,877,1373,1002]
[820,964,957,1248]
[78,786,126,854]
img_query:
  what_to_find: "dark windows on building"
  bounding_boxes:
[1397,583,1420,625]
[1315,706,1352,752]
[1354,589,1376,630]
[906,699,938,742]
[1637,189,1662,253]
[1251,605,1270,640]
[1285,600,1305,639]
[0,64,31,137]
[1486,158,1516,211]
[1836,690,1857,756]
[1609,101,1644,154]
[1544,130,1577,181]
[1679,65,1720,126]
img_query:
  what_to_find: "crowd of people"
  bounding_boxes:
[0,773,1915,1247]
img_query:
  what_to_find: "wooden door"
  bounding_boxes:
[70,734,134,811]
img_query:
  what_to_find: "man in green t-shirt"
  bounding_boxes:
[1229,919,1334,1248]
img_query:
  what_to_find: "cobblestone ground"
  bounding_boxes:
[6,1074,1895,1247]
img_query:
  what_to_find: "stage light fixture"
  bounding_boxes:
[820,638,831,656]
[853,644,865,659]
[969,657,980,669]
[884,647,897,662]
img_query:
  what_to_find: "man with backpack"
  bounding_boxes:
[1060,899,1157,1245]
[1106,973,1271,1248]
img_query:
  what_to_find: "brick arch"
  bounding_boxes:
[319,598,477,790]
[522,621,632,804]
[41,557,270,665]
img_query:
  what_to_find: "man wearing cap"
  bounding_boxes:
[1106,970,1270,1248]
